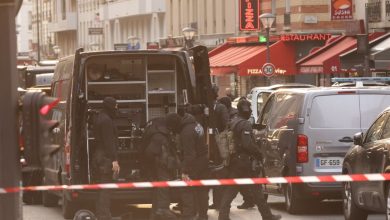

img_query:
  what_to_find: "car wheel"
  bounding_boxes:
[284,183,302,214]
[343,181,368,220]
[23,191,42,205]
[62,192,78,219]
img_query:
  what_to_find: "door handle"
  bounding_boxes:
[339,136,353,143]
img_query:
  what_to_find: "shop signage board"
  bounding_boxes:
[114,44,129,51]
[280,33,332,42]
[239,0,260,31]
[331,0,353,20]
[88,27,103,35]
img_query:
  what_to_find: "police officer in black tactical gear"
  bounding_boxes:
[92,97,120,220]
[219,96,255,210]
[166,112,209,220]
[218,99,282,220]
[143,115,181,220]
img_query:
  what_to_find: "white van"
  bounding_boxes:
[247,83,315,122]
[254,86,390,214]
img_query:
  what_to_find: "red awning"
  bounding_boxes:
[209,41,297,76]
[297,36,356,74]
[297,33,385,74]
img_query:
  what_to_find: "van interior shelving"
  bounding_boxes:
[84,55,177,183]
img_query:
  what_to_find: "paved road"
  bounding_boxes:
[23,195,384,220]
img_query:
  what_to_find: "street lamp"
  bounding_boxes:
[52,45,60,59]
[127,36,140,50]
[259,13,276,64]
[182,27,196,50]
[89,42,100,51]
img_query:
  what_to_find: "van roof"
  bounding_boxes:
[273,86,390,95]
[249,83,315,94]
[79,49,187,56]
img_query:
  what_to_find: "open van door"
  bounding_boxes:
[190,45,213,108]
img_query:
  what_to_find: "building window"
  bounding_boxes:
[367,0,382,22]
[61,0,66,20]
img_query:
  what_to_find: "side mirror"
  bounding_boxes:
[353,132,364,146]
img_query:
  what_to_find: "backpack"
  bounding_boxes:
[215,118,245,166]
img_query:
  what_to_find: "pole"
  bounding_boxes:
[36,0,41,62]
[266,27,270,63]
[364,4,370,77]
[0,1,22,219]
[265,27,271,85]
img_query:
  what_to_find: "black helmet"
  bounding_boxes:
[219,97,232,109]
[73,209,96,220]
[237,99,252,119]
[103,96,117,117]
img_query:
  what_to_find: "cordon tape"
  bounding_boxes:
[2,173,390,194]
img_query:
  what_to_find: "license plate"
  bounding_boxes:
[315,157,343,168]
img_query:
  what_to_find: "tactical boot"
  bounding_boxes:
[154,208,178,220]
[237,202,255,209]
[263,214,282,220]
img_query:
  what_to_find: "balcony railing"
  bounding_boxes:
[47,12,77,32]
[367,1,382,22]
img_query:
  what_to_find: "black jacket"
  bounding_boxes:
[230,116,260,157]
[143,117,172,157]
[94,109,118,162]
[213,101,229,133]
[179,113,208,175]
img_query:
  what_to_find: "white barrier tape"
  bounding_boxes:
[2,173,389,194]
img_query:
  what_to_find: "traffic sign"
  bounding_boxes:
[262,63,276,77]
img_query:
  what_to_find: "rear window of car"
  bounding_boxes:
[360,94,390,129]
[309,94,360,129]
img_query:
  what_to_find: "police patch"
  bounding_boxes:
[195,123,204,137]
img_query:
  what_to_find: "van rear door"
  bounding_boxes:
[305,90,390,177]
[305,92,361,176]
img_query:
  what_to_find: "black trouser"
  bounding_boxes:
[218,156,273,220]
[181,160,210,219]
[94,157,113,220]
[240,186,255,204]
[151,166,174,213]
[212,167,229,207]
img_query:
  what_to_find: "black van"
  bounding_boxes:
[42,47,213,218]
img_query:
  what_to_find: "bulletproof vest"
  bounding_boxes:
[231,118,248,154]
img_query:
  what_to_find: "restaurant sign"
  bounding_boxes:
[281,34,332,42]
[239,0,260,31]
[247,67,287,75]
[331,0,353,20]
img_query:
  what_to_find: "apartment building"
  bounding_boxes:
[97,0,166,50]
[48,0,78,57]
[16,0,33,55]
[31,0,55,60]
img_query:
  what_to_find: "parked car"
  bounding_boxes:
[247,83,315,123]
[342,107,390,220]
[253,86,390,214]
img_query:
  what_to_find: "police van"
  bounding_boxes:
[41,47,213,218]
